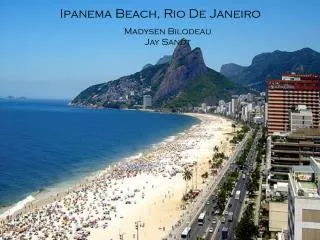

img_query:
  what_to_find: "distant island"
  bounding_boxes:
[1,96,27,100]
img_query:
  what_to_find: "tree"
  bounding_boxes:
[211,161,217,169]
[214,145,219,152]
[183,168,193,194]
[217,188,227,212]
[216,158,223,168]
[201,172,209,183]
[235,203,258,240]
[232,123,236,132]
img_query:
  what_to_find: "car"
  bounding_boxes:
[221,217,226,223]
[228,203,232,208]
[209,228,214,233]
[223,210,228,215]
[212,219,217,224]
[206,201,210,205]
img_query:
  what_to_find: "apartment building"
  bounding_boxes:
[288,157,320,240]
[269,128,320,182]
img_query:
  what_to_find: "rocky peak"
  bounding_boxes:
[153,41,208,102]
[171,39,192,61]
[156,55,172,65]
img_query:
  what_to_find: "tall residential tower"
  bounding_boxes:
[267,74,320,135]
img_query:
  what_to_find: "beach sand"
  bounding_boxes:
[0,113,234,240]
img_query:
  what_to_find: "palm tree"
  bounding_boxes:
[232,123,236,132]
[216,158,223,169]
[183,168,193,194]
[211,160,218,169]
[213,145,219,152]
[201,172,209,183]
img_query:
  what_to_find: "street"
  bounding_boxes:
[181,129,261,240]
[167,129,252,240]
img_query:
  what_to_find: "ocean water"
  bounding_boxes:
[0,99,198,211]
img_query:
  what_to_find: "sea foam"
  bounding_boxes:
[0,195,35,219]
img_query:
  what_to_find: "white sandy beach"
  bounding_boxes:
[0,113,234,240]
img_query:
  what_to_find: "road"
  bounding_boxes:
[167,130,252,240]
[181,129,261,240]
[213,129,261,240]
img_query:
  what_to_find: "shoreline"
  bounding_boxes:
[0,113,234,240]
[0,111,199,218]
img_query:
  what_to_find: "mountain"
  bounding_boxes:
[72,40,245,110]
[220,48,320,91]
[156,55,172,65]
[142,55,172,70]
[142,64,153,70]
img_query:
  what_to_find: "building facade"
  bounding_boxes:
[288,157,320,240]
[269,202,288,232]
[269,128,320,182]
[231,95,239,117]
[290,105,313,132]
[143,95,152,109]
[267,74,320,135]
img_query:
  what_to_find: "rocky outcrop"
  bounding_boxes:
[72,40,244,110]
[155,55,172,65]
[153,42,207,102]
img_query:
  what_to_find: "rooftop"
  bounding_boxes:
[282,73,320,79]
[289,157,320,198]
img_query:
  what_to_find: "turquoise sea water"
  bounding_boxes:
[0,99,198,209]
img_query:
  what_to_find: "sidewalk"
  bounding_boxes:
[254,174,263,225]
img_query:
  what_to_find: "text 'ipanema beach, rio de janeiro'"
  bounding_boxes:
[60,8,261,19]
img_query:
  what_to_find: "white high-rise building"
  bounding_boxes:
[288,157,320,240]
[231,96,238,116]
[265,103,268,127]
[290,105,313,132]
[143,95,152,109]
[227,102,232,116]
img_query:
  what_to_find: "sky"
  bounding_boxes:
[0,0,319,99]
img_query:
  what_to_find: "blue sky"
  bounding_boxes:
[0,0,319,99]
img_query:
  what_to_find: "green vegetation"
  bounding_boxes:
[247,127,266,197]
[236,137,253,169]
[201,172,209,183]
[235,127,258,169]
[235,203,258,240]
[247,164,260,197]
[210,148,226,170]
[231,123,236,132]
[237,126,270,239]
[164,69,246,111]
[182,168,193,195]
[72,63,168,108]
[216,170,239,213]
[229,125,250,144]
[221,48,320,91]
